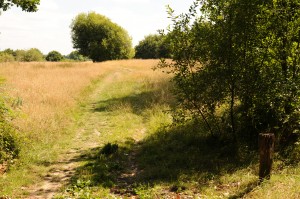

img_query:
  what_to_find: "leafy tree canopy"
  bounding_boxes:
[0,0,40,12]
[46,50,64,62]
[160,0,300,155]
[23,48,44,62]
[135,34,171,59]
[70,12,134,62]
[67,50,89,61]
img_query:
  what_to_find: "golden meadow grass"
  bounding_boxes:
[0,60,161,138]
[0,60,169,195]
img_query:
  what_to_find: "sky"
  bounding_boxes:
[0,0,194,55]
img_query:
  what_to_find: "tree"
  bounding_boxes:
[160,0,300,153]
[67,50,88,61]
[135,34,171,59]
[14,49,26,61]
[13,48,44,62]
[2,48,15,56]
[46,51,64,62]
[0,51,14,62]
[0,0,40,12]
[24,48,44,62]
[70,12,134,62]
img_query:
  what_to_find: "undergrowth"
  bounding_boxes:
[0,81,19,165]
[56,62,300,199]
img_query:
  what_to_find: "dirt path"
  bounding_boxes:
[26,71,125,198]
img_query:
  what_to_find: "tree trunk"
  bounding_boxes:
[259,133,275,181]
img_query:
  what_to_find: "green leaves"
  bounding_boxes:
[70,12,134,62]
[135,34,171,59]
[46,51,64,62]
[162,0,300,151]
[0,0,40,12]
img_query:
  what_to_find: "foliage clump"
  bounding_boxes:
[101,143,119,156]
[0,48,44,62]
[160,0,300,157]
[67,50,89,62]
[46,50,64,62]
[0,82,19,163]
[70,12,134,62]
[135,34,171,59]
[0,52,15,62]
[0,0,40,12]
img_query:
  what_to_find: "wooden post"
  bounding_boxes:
[259,133,275,181]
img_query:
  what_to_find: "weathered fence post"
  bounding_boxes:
[259,133,275,181]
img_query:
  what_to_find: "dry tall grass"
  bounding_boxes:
[0,60,162,144]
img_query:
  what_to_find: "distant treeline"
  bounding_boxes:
[0,48,89,62]
[134,34,171,59]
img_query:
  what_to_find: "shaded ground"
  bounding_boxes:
[26,66,261,198]
[54,70,261,198]
[66,125,259,198]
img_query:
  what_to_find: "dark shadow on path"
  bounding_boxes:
[62,79,260,197]
[66,123,259,197]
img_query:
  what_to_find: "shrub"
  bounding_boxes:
[135,34,171,59]
[46,50,64,62]
[0,81,19,163]
[23,48,44,62]
[14,49,27,61]
[67,50,89,61]
[0,52,15,62]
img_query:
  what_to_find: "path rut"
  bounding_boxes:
[26,71,124,199]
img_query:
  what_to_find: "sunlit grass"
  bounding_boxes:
[1,60,300,198]
[0,59,163,196]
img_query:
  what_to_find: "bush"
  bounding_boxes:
[14,49,27,61]
[46,50,64,62]
[23,48,44,62]
[0,82,19,163]
[135,34,171,59]
[13,48,44,62]
[67,50,89,61]
[0,52,15,62]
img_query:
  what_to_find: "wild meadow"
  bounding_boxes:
[0,60,299,198]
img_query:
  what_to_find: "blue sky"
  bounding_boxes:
[0,0,194,55]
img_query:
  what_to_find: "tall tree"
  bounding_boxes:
[161,0,300,151]
[70,12,134,62]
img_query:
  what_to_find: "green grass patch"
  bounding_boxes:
[56,68,300,198]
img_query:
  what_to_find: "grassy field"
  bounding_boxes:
[0,60,300,198]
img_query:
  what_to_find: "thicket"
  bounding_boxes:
[0,48,44,62]
[67,50,89,61]
[159,0,300,159]
[0,81,19,163]
[135,34,171,59]
[70,12,134,62]
[0,52,15,62]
